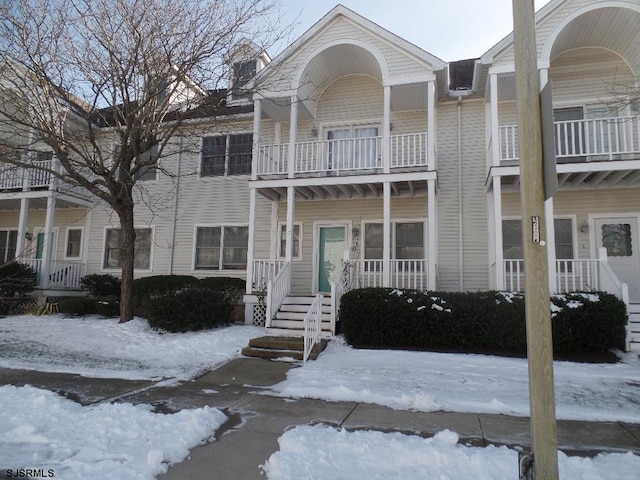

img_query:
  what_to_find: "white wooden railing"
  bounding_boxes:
[19,259,86,288]
[252,259,286,292]
[0,159,56,190]
[256,144,288,175]
[256,132,428,175]
[498,115,640,163]
[303,294,323,364]
[390,132,428,167]
[266,261,290,328]
[330,260,354,333]
[351,259,429,290]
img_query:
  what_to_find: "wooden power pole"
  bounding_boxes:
[511,0,559,479]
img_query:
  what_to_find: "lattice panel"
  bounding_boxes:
[252,303,266,327]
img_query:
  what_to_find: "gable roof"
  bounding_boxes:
[256,3,446,86]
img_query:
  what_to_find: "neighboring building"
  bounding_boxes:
[1,0,638,349]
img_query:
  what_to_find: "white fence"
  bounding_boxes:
[19,259,86,288]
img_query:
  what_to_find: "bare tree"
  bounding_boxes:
[0,0,286,322]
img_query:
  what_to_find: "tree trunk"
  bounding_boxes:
[117,204,136,323]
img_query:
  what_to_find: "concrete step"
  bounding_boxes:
[241,336,329,361]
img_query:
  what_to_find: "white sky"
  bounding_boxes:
[276,0,553,61]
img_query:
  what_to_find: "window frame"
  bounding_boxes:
[361,220,427,260]
[0,229,18,263]
[276,222,302,260]
[64,227,83,260]
[200,133,253,178]
[101,226,154,271]
[501,216,577,261]
[193,224,249,271]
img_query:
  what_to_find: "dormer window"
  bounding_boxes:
[231,60,257,100]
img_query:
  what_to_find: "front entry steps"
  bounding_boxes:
[266,296,334,337]
[628,303,640,351]
[241,336,329,361]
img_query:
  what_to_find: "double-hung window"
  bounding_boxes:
[502,218,574,270]
[103,228,152,270]
[326,125,380,170]
[65,228,83,258]
[277,223,302,259]
[201,134,252,177]
[363,222,425,260]
[195,226,248,270]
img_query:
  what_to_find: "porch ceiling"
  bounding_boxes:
[0,193,91,211]
[489,161,640,192]
[256,178,431,202]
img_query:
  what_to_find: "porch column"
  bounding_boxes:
[427,80,436,170]
[285,186,296,293]
[251,99,261,181]
[269,199,279,259]
[490,73,500,167]
[383,85,391,173]
[492,177,504,290]
[383,182,391,286]
[40,194,56,289]
[427,179,437,290]
[16,198,30,258]
[288,96,298,178]
[545,198,557,294]
[245,187,258,294]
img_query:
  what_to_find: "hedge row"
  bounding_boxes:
[340,288,627,354]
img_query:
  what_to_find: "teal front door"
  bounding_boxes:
[318,226,346,293]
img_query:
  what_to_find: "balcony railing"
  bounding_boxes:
[0,159,57,190]
[256,132,428,176]
[498,115,640,163]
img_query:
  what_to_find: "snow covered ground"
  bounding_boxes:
[1,314,639,479]
[0,314,262,379]
[268,338,640,423]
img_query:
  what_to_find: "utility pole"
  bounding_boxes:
[511,0,559,479]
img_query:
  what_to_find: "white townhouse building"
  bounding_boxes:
[0,0,638,349]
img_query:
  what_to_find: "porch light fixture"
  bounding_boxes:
[310,126,318,137]
[580,221,589,233]
[24,232,32,241]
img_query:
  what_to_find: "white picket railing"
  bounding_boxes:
[498,115,640,163]
[252,259,286,292]
[554,259,600,293]
[256,144,288,175]
[351,259,429,290]
[330,260,354,333]
[303,294,323,364]
[256,132,428,175]
[19,259,86,288]
[390,132,428,168]
[266,261,290,328]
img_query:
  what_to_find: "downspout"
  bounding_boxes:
[457,96,464,290]
[168,137,183,274]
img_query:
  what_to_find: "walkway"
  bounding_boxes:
[1,358,640,480]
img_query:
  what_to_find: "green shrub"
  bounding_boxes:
[198,276,245,304]
[340,288,626,354]
[146,287,233,333]
[58,297,98,315]
[0,262,37,297]
[132,275,199,317]
[80,274,121,299]
[96,300,120,317]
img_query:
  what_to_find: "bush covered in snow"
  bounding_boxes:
[340,288,627,354]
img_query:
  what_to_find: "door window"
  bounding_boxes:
[601,224,633,257]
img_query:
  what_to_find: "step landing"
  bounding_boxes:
[241,336,329,361]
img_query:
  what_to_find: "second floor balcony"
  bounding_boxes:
[498,115,640,164]
[0,159,58,191]
[256,132,429,178]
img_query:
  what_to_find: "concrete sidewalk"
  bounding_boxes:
[2,358,640,480]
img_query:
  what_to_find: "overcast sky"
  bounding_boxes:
[276,0,553,62]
